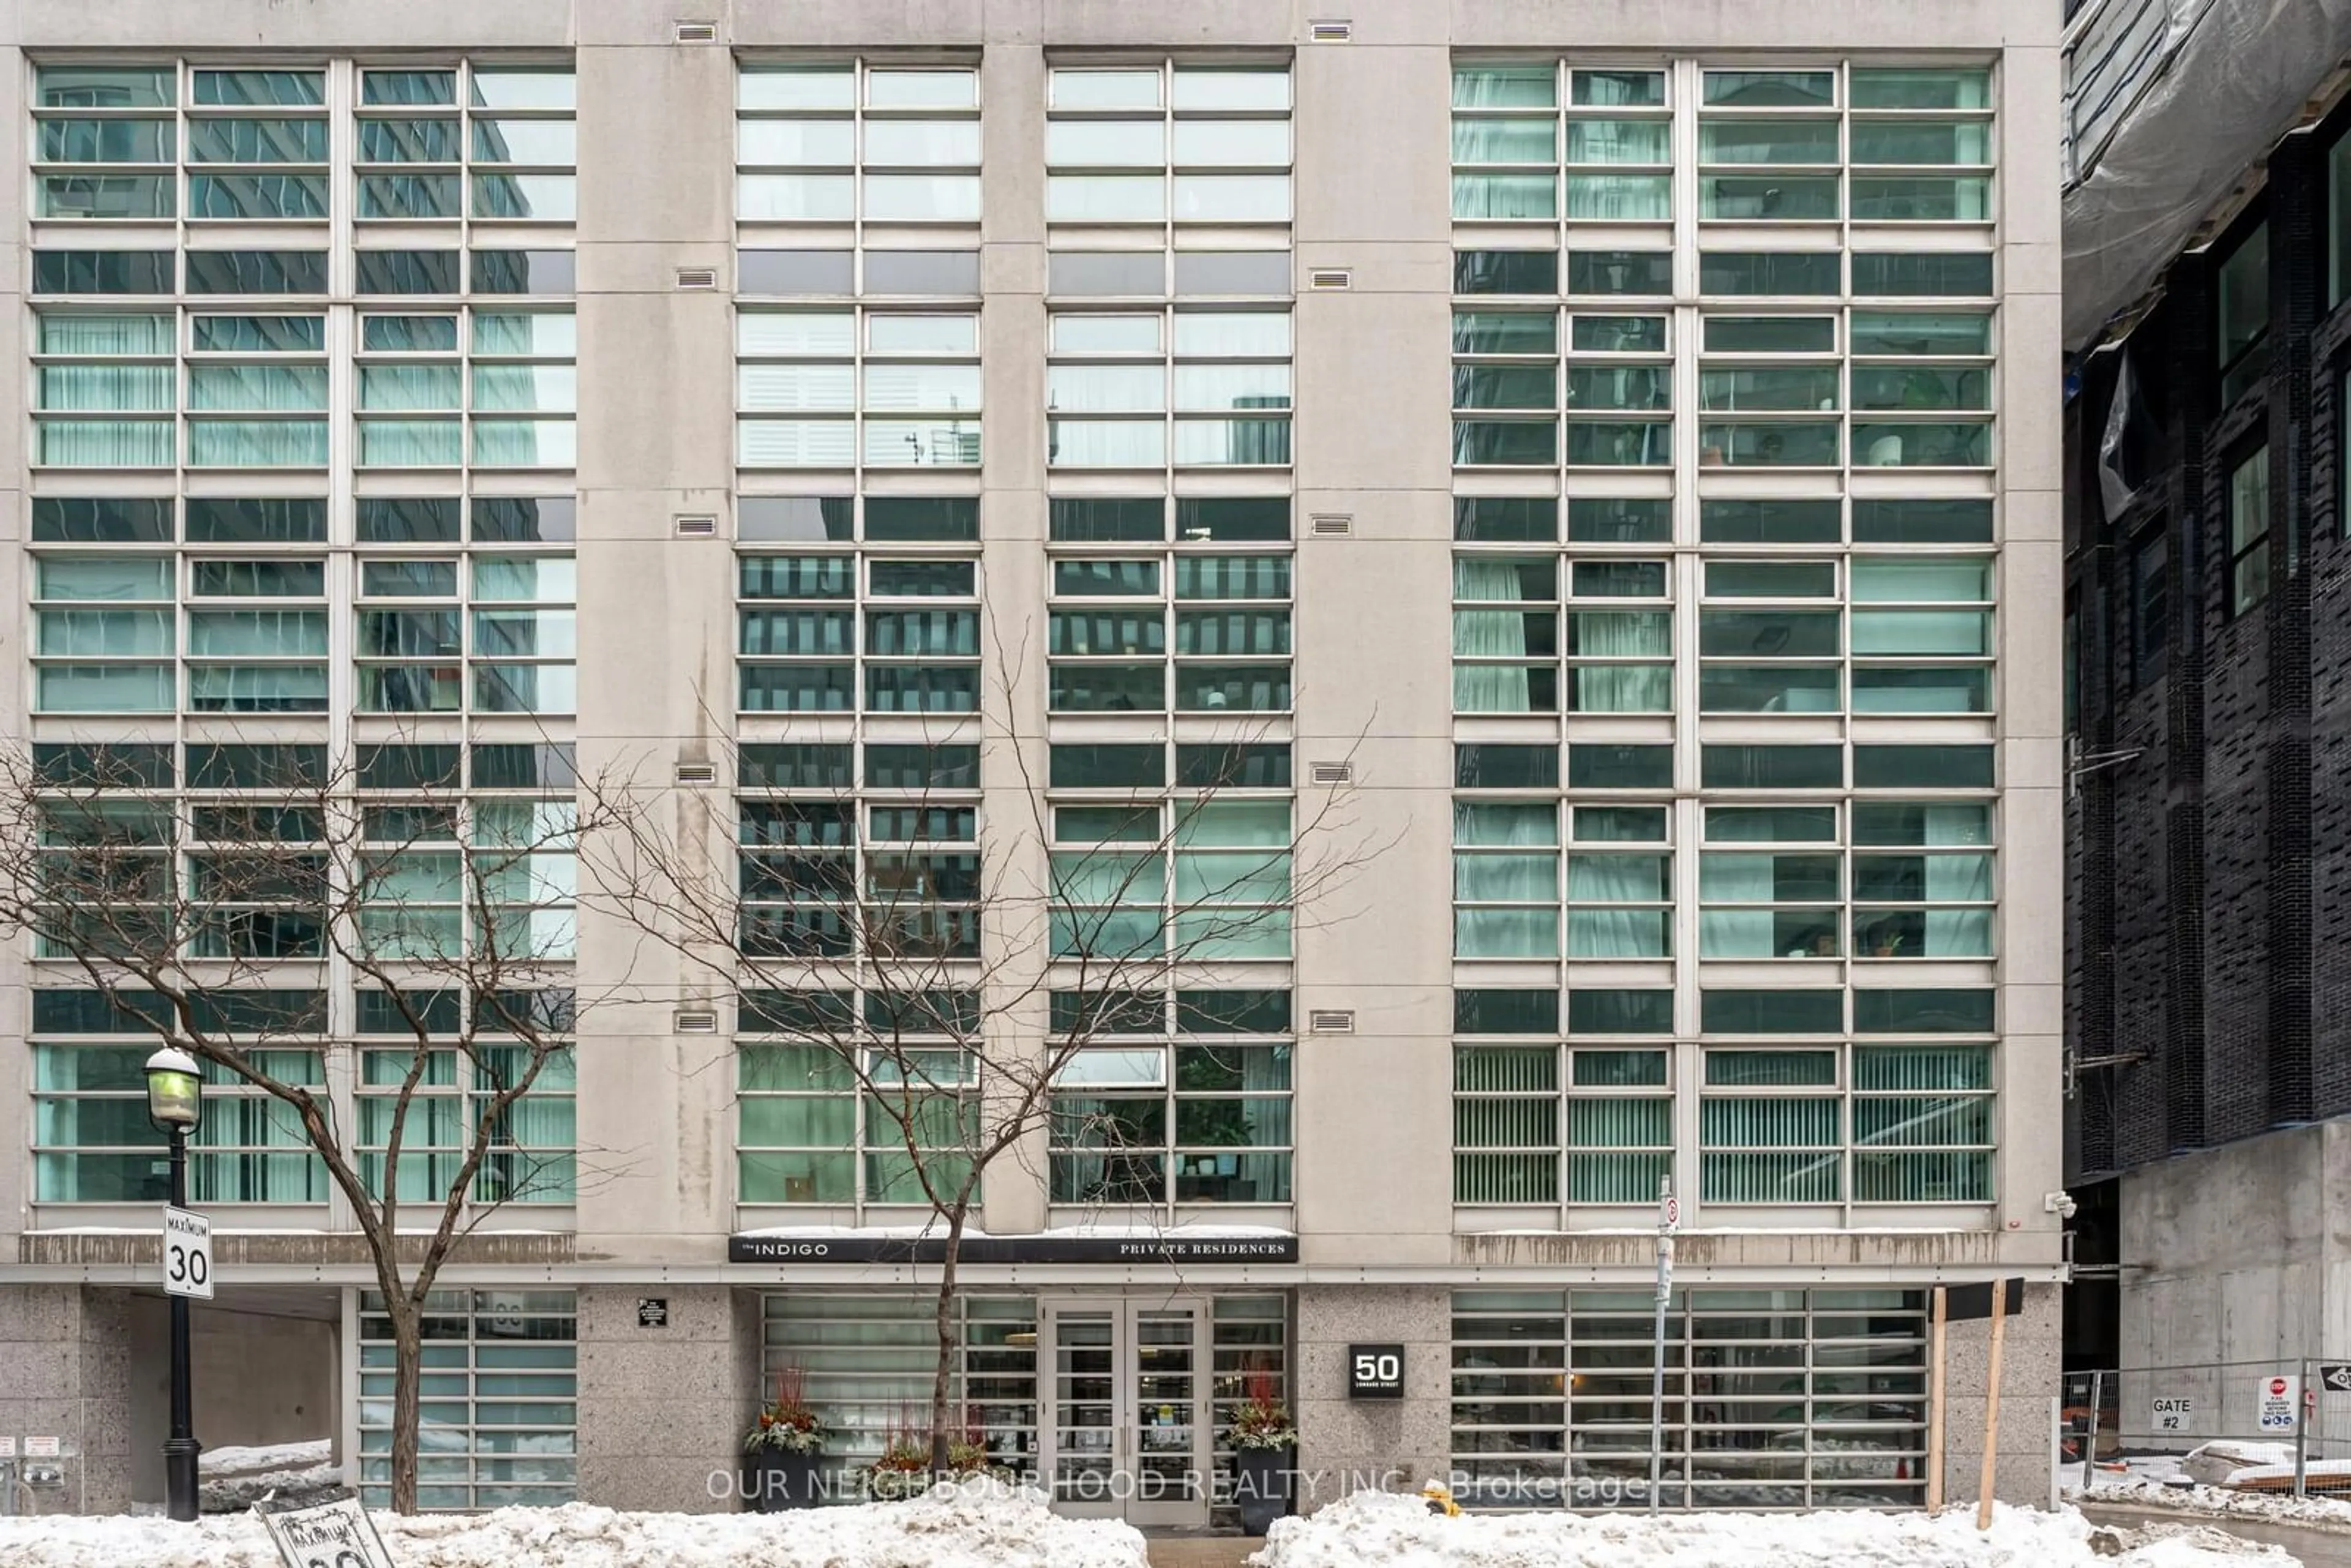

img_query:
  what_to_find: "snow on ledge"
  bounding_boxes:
[198,1439,331,1477]
[0,1478,1147,1568]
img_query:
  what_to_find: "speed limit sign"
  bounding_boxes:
[257,1496,397,1568]
[162,1206,212,1300]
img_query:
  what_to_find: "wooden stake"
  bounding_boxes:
[1927,1285,1947,1510]
[1975,1280,2009,1530]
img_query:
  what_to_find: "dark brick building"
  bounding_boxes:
[2065,86,2351,1371]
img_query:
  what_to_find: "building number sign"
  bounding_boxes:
[1349,1343,1404,1400]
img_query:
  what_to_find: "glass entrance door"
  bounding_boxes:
[1041,1297,1209,1527]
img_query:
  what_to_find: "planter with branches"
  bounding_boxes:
[1227,1368,1299,1535]
[741,1364,826,1510]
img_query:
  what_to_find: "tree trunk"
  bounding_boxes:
[929,1205,965,1476]
[388,1297,422,1514]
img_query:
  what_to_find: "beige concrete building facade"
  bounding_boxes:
[0,0,2063,1523]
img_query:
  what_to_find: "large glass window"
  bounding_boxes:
[1450,1288,1930,1510]
[2229,445,2271,617]
[737,522,982,715]
[2216,220,2270,408]
[1049,540,1293,715]
[740,62,981,225]
[1048,990,1295,1209]
[732,739,981,964]
[739,310,982,468]
[359,65,578,223]
[359,1289,576,1510]
[737,988,982,1209]
[32,1000,325,1203]
[1048,62,1292,228]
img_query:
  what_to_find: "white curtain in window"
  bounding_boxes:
[1455,558,1537,711]
[41,313,171,354]
[39,419,174,467]
[1452,173,1557,220]
[1699,853,1776,956]
[1566,174,1670,220]
[1924,808,1993,954]
[189,420,329,466]
[1567,853,1665,956]
[1572,610,1670,711]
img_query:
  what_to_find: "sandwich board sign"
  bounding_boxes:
[257,1496,396,1568]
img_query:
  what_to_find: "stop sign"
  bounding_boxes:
[2272,1377,2290,1396]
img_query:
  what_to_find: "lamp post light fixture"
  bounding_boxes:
[143,1046,204,1523]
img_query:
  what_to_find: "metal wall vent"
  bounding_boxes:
[673,20,718,42]
[1308,19,1352,41]
[676,266,718,290]
[1307,268,1352,290]
[675,1009,719,1033]
[1308,1009,1356,1033]
[673,512,719,538]
[675,762,717,786]
[1308,761,1354,786]
[1309,513,1354,537]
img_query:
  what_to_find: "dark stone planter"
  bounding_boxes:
[742,1447,822,1511]
[1232,1446,1292,1536]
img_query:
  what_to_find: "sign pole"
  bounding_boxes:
[2297,1358,2312,1499]
[1974,1280,2009,1530]
[2082,1368,2102,1493]
[1926,1286,1946,1509]
[1648,1174,1676,1515]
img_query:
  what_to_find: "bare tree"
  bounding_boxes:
[580,665,1384,1477]
[0,735,619,1514]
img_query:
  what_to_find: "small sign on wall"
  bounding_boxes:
[637,1297,669,1329]
[1349,1343,1404,1400]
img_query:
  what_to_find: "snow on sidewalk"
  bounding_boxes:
[2073,1474,2351,1529]
[0,1477,1150,1568]
[1253,1489,2294,1568]
[197,1440,332,1477]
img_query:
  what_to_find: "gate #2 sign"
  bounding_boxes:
[2259,1375,2301,1431]
[258,1496,397,1568]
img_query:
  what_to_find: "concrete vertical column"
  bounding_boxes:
[975,39,1052,1239]
[1288,16,1457,1267]
[1993,37,2067,1244]
[571,10,741,1261]
[1293,1285,1451,1512]
[574,1285,746,1512]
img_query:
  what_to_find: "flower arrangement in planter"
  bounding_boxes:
[741,1365,826,1512]
[866,1430,936,1501]
[943,1411,1004,1479]
[1226,1368,1297,1536]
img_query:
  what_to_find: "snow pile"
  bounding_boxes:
[197,1439,344,1512]
[1254,1489,2293,1568]
[0,1477,1149,1568]
[2076,1471,2351,1527]
[199,1440,332,1476]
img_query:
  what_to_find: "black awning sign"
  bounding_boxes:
[1943,1278,2026,1322]
[727,1231,1300,1265]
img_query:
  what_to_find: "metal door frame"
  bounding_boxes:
[1037,1295,1211,1528]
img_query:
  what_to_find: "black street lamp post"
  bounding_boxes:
[144,1046,203,1523]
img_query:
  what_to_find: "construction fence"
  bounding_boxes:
[2060,1358,2351,1495]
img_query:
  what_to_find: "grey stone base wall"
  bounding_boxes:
[573,1285,761,1512]
[1938,1281,2061,1508]
[0,1286,136,1514]
[1292,1284,1452,1513]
